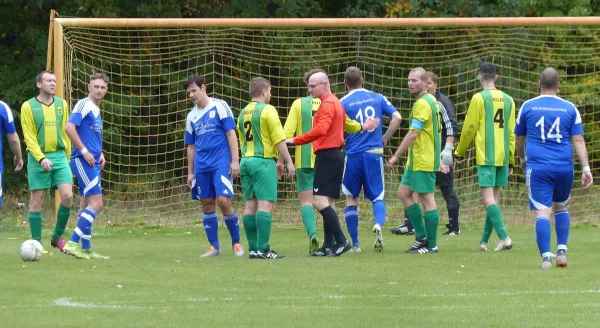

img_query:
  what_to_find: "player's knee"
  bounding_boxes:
[89,197,104,212]
[216,196,233,213]
[60,191,73,207]
[257,200,274,213]
[200,198,216,212]
[29,192,43,211]
[312,196,328,211]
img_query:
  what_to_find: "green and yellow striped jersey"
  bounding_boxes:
[21,96,71,162]
[237,102,286,160]
[455,89,516,166]
[407,93,441,172]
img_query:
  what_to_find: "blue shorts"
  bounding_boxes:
[70,157,102,197]
[191,166,234,200]
[526,168,573,210]
[341,152,385,202]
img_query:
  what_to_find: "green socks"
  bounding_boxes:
[301,205,317,237]
[242,215,257,251]
[406,203,426,240]
[29,212,42,242]
[256,211,273,252]
[487,204,508,240]
[424,209,439,248]
[53,204,71,239]
[481,214,493,244]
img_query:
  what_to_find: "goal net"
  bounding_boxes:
[54,18,600,227]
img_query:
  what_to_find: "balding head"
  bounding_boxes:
[540,67,559,91]
[308,72,331,99]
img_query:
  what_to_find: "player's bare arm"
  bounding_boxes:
[65,122,94,167]
[389,129,419,167]
[186,144,195,188]
[6,132,23,171]
[382,112,402,146]
[225,129,240,180]
[573,135,593,189]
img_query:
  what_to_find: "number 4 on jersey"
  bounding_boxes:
[535,116,562,143]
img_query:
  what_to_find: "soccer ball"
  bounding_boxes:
[20,239,43,261]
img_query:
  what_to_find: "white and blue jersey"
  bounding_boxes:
[185,98,236,199]
[68,97,103,196]
[0,101,17,173]
[516,95,583,210]
[341,89,398,155]
[0,101,17,204]
[340,89,398,201]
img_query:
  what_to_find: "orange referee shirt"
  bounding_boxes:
[293,93,346,153]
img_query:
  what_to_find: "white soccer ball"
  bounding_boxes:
[20,239,43,262]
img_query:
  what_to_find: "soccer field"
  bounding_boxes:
[3,225,600,327]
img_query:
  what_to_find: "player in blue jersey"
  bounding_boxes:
[183,75,244,258]
[340,67,402,252]
[516,67,593,269]
[63,73,110,259]
[0,100,24,205]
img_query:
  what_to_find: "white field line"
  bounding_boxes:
[2,289,600,310]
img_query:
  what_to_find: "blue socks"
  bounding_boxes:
[224,212,241,245]
[535,216,551,258]
[344,206,359,246]
[70,206,98,250]
[203,212,220,250]
[555,210,570,253]
[373,200,386,227]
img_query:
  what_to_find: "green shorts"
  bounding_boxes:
[296,168,314,192]
[240,157,278,201]
[477,165,509,188]
[27,151,73,190]
[400,169,436,194]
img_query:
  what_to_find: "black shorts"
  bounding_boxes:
[313,148,344,199]
[436,166,454,189]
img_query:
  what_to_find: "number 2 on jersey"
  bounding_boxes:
[535,116,562,143]
[355,106,376,132]
[243,121,254,142]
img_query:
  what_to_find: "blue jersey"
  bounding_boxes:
[184,98,236,173]
[515,95,583,171]
[69,97,103,159]
[341,89,398,155]
[0,101,17,172]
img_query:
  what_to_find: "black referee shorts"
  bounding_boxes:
[313,148,344,199]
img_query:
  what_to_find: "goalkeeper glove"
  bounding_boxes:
[441,143,454,166]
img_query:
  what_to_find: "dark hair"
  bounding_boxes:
[479,62,496,81]
[36,70,54,83]
[303,68,324,85]
[344,66,362,89]
[184,75,206,90]
[540,68,559,90]
[425,71,438,83]
[250,77,271,97]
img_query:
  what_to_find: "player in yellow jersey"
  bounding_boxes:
[282,68,364,254]
[389,67,447,254]
[454,63,515,251]
[20,70,73,253]
[237,77,295,259]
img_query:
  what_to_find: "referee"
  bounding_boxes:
[286,71,378,256]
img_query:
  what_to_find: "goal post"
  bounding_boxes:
[48,14,600,227]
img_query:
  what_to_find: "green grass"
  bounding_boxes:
[3,225,600,327]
